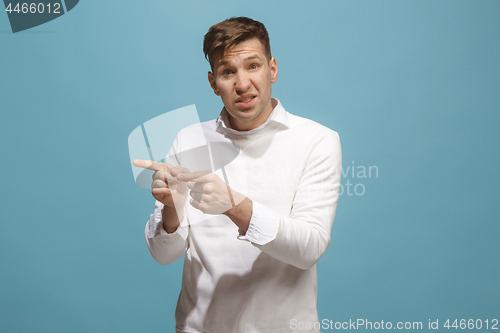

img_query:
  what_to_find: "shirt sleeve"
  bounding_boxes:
[246,130,342,270]
[144,200,189,265]
[244,201,280,245]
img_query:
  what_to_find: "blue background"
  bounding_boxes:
[1,0,499,332]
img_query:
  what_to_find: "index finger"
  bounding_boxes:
[133,159,167,172]
[177,170,211,182]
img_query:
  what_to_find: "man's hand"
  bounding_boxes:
[177,171,237,215]
[177,170,252,234]
[133,159,192,233]
[133,159,190,208]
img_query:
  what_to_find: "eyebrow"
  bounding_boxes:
[217,54,263,68]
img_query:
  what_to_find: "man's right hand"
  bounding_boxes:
[133,159,190,232]
[133,159,190,207]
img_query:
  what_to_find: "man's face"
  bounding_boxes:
[208,38,278,131]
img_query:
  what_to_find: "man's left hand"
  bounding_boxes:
[177,171,238,215]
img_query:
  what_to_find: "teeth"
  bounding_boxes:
[239,97,253,103]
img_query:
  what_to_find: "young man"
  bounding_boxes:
[134,17,342,332]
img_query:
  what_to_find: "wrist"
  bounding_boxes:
[164,224,179,234]
[162,204,183,233]
[223,196,252,233]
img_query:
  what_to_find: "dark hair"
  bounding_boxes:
[203,17,271,72]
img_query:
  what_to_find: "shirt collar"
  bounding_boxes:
[216,98,290,134]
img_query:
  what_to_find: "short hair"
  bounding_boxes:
[203,17,272,72]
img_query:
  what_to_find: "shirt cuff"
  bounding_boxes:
[244,201,280,246]
[146,201,188,243]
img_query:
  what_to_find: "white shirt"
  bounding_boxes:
[145,99,342,333]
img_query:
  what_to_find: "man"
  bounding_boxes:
[134,17,342,332]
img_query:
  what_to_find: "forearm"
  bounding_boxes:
[145,201,188,265]
[256,213,333,270]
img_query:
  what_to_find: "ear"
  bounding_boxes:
[269,57,278,84]
[208,71,220,96]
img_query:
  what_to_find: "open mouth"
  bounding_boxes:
[238,96,254,103]
[236,96,256,106]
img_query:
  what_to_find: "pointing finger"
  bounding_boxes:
[169,165,190,177]
[177,170,211,182]
[133,159,165,172]
[187,181,208,192]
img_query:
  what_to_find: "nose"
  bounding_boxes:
[234,72,251,93]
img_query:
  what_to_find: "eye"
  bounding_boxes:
[249,64,259,70]
[222,69,233,75]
